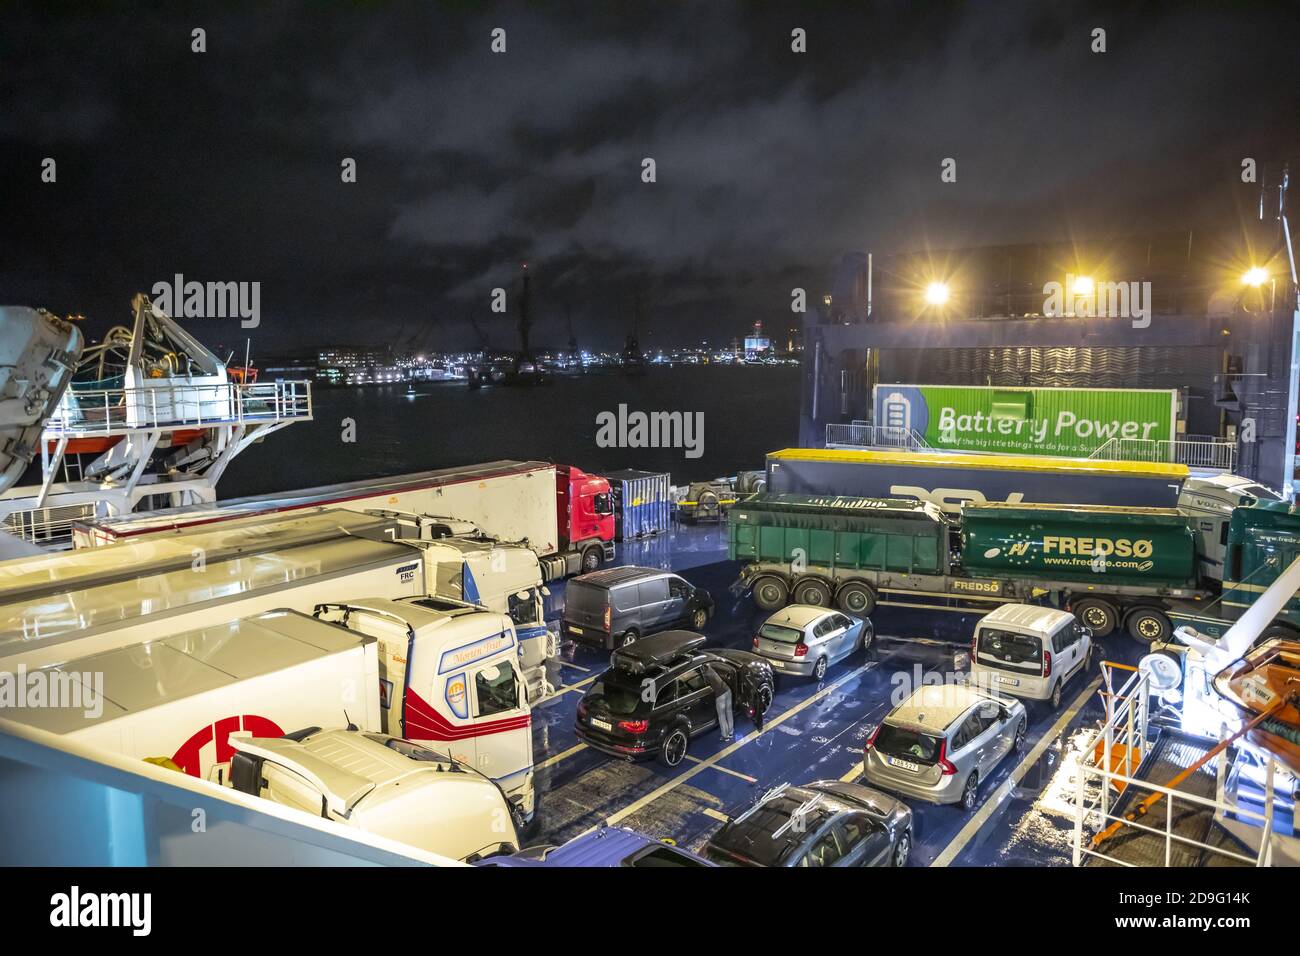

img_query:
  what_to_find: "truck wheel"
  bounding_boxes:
[793,578,832,607]
[752,576,789,611]
[659,726,689,767]
[1126,608,1171,646]
[580,545,604,574]
[836,582,877,616]
[1073,599,1117,638]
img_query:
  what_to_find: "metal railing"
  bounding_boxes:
[825,422,931,451]
[1071,661,1278,867]
[43,379,313,437]
[1088,434,1236,471]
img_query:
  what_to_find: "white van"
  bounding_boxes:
[969,604,1092,708]
[229,727,519,862]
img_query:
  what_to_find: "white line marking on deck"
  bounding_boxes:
[929,675,1102,867]
[601,662,874,828]
[536,676,596,706]
[685,754,757,783]
[537,742,587,770]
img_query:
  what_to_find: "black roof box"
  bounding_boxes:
[610,630,706,674]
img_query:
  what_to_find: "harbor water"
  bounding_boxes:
[220,364,800,499]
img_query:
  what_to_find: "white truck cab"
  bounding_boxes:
[970,604,1093,708]
[228,727,519,862]
[1178,474,1281,581]
[314,596,537,824]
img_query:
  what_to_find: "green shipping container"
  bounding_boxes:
[960,502,1197,586]
[728,493,949,574]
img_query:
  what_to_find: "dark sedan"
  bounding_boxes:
[703,780,914,867]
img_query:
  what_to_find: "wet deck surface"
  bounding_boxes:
[530,522,1155,866]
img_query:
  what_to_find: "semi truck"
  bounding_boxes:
[3,608,529,857]
[0,509,556,700]
[728,493,1300,646]
[72,459,617,580]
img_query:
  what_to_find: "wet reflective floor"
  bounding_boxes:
[531,523,1151,866]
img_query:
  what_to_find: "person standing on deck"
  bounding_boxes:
[703,663,733,742]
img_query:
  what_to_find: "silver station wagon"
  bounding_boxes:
[864,684,1027,810]
[751,605,872,680]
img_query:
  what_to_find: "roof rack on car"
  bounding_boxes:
[773,792,825,838]
[736,781,790,823]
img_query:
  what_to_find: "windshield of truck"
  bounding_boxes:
[590,677,646,716]
[758,623,803,644]
[508,588,541,626]
[874,724,942,764]
[977,628,1042,665]
[365,734,464,771]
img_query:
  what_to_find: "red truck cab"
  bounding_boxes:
[555,465,616,575]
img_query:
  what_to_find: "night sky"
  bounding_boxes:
[2,1,1298,357]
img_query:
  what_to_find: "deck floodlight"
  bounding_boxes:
[1071,275,1095,296]
[1242,266,1269,287]
[924,282,949,306]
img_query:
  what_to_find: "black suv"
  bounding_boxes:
[564,566,714,650]
[575,631,774,766]
[704,781,914,868]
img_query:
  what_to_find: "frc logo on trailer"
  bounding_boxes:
[171,715,285,776]
[396,562,419,583]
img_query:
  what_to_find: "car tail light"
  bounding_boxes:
[865,724,881,749]
[1043,650,1052,678]
[937,739,958,776]
[618,719,649,734]
[603,605,611,631]
[794,642,809,658]
[577,701,588,719]
[752,636,759,649]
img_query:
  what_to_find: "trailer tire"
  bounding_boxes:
[580,545,604,574]
[792,577,833,608]
[836,582,877,616]
[752,575,790,611]
[1126,607,1171,646]
[1072,599,1117,638]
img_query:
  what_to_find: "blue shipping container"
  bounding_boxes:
[602,470,672,541]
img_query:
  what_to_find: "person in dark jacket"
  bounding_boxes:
[703,664,733,742]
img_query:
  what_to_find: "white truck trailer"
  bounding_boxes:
[0,508,556,698]
[72,459,617,581]
[2,609,381,779]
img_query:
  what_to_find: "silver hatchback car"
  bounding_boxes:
[864,684,1027,810]
[752,605,872,680]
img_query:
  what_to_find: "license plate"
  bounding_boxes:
[568,625,582,635]
[591,718,612,732]
[770,660,785,669]
[889,757,922,773]
[996,675,1020,686]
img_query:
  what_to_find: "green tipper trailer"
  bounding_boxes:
[960,503,1198,588]
[730,493,1219,642]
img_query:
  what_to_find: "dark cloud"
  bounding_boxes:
[1,1,1297,357]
